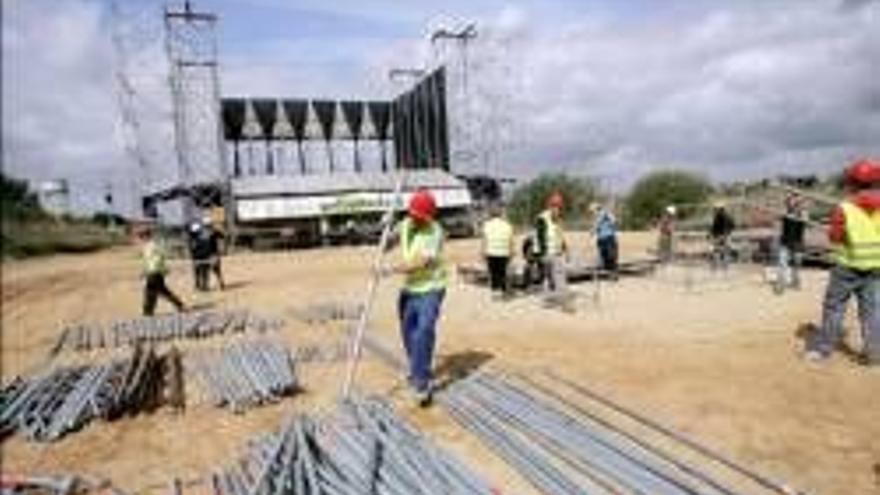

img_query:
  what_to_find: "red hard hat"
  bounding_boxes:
[408,188,437,221]
[546,192,564,209]
[845,159,880,185]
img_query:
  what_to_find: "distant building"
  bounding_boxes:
[37,179,70,216]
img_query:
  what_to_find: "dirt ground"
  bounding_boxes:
[2,232,879,495]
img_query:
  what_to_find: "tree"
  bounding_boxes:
[506,173,599,227]
[0,172,43,220]
[624,170,712,229]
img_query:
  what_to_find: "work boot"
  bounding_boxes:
[803,349,829,363]
[410,386,433,408]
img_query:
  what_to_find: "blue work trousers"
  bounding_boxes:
[398,289,445,391]
[809,265,880,362]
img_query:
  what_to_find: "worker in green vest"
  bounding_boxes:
[136,222,185,316]
[386,188,448,405]
[535,192,572,311]
[806,159,880,366]
[481,202,514,299]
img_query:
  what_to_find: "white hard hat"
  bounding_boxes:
[666,205,677,215]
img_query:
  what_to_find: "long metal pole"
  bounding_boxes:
[340,174,406,399]
[543,370,809,495]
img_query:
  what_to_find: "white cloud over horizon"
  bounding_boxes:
[2,0,879,213]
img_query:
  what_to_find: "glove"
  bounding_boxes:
[373,262,394,278]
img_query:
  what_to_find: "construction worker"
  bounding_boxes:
[385,188,447,405]
[201,214,226,290]
[535,192,571,310]
[709,202,735,271]
[188,221,209,291]
[520,233,544,292]
[774,194,808,294]
[136,222,185,316]
[592,202,619,280]
[806,159,880,366]
[481,202,514,299]
[657,205,677,262]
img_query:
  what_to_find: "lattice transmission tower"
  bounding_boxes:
[111,0,173,218]
[164,0,228,225]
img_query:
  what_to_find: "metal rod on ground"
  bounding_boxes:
[542,369,808,495]
[341,173,406,399]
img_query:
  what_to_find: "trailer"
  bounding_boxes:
[231,169,474,249]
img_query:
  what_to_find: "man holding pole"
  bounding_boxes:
[385,188,448,406]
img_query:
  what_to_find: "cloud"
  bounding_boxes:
[1,0,148,213]
[3,0,879,216]
[474,0,880,187]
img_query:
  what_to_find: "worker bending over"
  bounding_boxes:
[806,159,880,366]
[384,189,448,406]
[137,223,185,316]
[481,203,514,299]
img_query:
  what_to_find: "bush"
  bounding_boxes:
[506,173,599,228]
[1,173,44,221]
[624,170,713,229]
[0,172,125,259]
[1,220,123,259]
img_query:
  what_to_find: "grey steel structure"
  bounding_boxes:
[220,66,449,177]
[163,1,227,223]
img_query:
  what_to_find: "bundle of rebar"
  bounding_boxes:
[291,301,363,325]
[295,342,350,364]
[192,340,297,413]
[0,473,129,495]
[443,372,807,495]
[50,310,284,356]
[205,397,497,494]
[1,345,176,442]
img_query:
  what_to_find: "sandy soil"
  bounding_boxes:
[2,232,878,494]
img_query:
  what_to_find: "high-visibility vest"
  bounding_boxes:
[400,218,448,293]
[142,241,168,275]
[539,210,563,257]
[483,217,513,257]
[833,201,880,270]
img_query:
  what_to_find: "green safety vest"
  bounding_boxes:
[833,201,880,270]
[483,217,513,257]
[400,218,447,293]
[142,241,168,275]
[539,210,563,257]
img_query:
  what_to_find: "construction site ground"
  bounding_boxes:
[2,232,878,495]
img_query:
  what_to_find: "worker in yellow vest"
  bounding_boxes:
[481,202,514,299]
[806,159,880,366]
[386,188,447,405]
[535,192,572,311]
[135,222,185,316]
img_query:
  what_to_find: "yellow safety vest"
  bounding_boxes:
[483,217,513,257]
[142,241,168,275]
[539,210,563,257]
[400,218,447,293]
[833,201,880,270]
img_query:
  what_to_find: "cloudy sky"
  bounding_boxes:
[2,0,879,212]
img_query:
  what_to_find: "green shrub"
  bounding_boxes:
[624,170,713,229]
[1,220,123,259]
[507,173,600,228]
